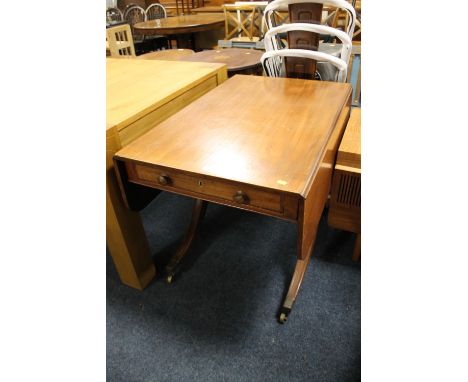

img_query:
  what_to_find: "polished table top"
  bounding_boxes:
[179,48,263,71]
[106,58,227,132]
[115,75,352,196]
[133,14,225,35]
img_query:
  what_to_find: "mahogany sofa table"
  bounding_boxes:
[106,58,227,290]
[114,75,352,322]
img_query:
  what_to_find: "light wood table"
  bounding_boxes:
[328,107,361,261]
[106,58,227,290]
[114,75,351,321]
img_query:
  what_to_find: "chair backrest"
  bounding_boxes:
[106,7,124,22]
[106,24,136,57]
[264,0,356,39]
[223,4,259,41]
[124,5,146,42]
[263,1,354,79]
[264,23,352,63]
[261,48,348,81]
[146,3,167,20]
[124,4,146,23]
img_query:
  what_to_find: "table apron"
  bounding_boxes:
[116,160,299,222]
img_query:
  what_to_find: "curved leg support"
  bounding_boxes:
[165,199,207,283]
[279,250,312,323]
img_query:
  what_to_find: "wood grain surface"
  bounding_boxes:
[133,14,225,35]
[137,48,195,61]
[115,75,352,197]
[179,48,263,71]
[106,58,227,134]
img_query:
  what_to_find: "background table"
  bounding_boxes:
[106,58,227,290]
[134,14,225,50]
[180,48,263,76]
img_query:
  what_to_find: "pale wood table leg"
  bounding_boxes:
[165,199,207,284]
[106,127,156,290]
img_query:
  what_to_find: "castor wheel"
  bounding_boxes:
[166,274,174,284]
[279,312,288,324]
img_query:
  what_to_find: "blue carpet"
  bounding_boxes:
[107,192,361,381]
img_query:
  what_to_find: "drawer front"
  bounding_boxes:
[125,162,297,218]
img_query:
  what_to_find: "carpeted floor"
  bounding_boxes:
[107,192,361,382]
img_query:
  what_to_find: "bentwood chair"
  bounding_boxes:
[106,7,124,23]
[264,23,351,61]
[262,48,348,81]
[262,22,351,81]
[146,3,167,19]
[262,0,355,81]
[145,3,170,50]
[124,5,147,51]
[264,0,356,40]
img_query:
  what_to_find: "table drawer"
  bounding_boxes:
[125,162,294,217]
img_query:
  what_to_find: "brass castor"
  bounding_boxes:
[279,312,288,324]
[166,274,174,284]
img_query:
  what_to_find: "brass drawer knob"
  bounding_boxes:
[158,174,170,185]
[233,191,248,204]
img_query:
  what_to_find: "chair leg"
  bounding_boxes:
[164,199,207,283]
[352,233,361,262]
